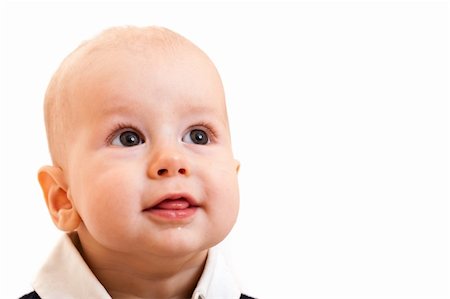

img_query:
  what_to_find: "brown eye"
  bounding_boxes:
[112,130,143,147]
[183,129,209,145]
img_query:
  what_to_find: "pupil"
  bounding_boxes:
[190,129,208,145]
[120,131,140,146]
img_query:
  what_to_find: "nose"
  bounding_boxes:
[147,147,190,179]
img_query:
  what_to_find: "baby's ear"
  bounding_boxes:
[235,159,240,173]
[38,166,81,232]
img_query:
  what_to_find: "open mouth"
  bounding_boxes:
[152,197,197,210]
[143,194,199,220]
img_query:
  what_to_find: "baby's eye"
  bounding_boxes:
[183,129,209,145]
[111,130,144,147]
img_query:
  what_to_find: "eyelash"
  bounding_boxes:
[188,122,218,141]
[106,123,145,145]
[106,122,218,145]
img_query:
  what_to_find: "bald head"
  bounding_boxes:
[44,26,207,167]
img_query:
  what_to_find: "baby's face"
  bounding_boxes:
[63,44,240,257]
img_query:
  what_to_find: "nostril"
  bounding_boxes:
[157,169,168,176]
[179,168,186,175]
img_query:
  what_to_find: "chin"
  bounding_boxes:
[147,230,213,258]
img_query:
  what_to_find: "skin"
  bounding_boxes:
[38,35,240,299]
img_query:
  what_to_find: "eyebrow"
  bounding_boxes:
[98,103,140,117]
[98,100,228,125]
[181,104,220,114]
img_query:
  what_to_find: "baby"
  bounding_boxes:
[21,26,253,299]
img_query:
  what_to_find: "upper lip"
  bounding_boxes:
[143,192,200,210]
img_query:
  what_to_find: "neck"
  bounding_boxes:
[94,257,206,299]
[74,231,208,299]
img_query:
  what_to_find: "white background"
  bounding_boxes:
[0,1,448,298]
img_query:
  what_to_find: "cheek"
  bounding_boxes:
[69,161,144,233]
[206,166,240,233]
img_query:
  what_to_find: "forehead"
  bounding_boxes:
[67,45,227,121]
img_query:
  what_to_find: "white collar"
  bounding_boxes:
[33,233,241,299]
[192,244,241,299]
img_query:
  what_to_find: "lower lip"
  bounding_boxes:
[145,207,198,221]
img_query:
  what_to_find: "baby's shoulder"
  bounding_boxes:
[19,291,41,299]
[240,294,256,299]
